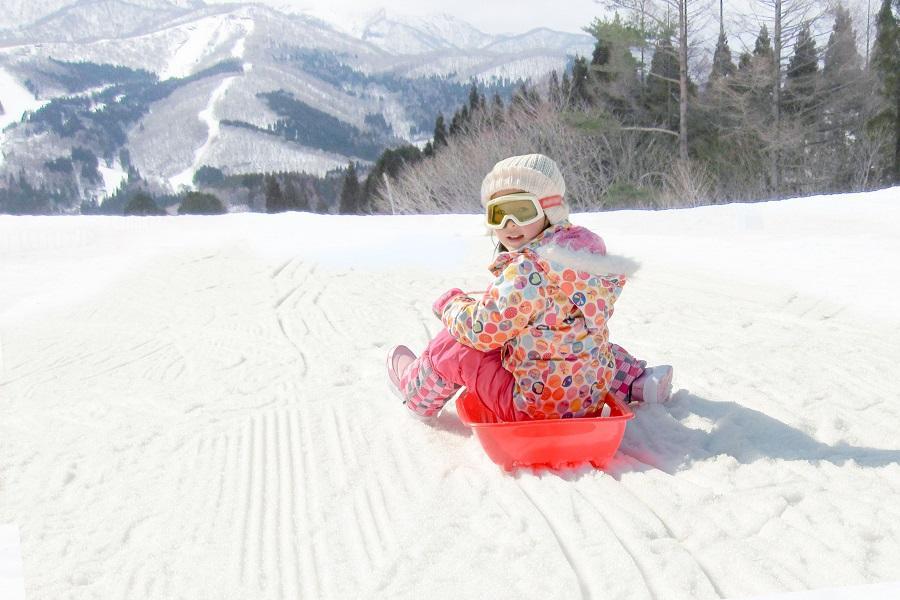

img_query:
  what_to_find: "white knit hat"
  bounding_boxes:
[480,154,569,225]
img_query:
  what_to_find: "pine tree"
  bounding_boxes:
[547,70,562,109]
[784,23,819,119]
[560,71,572,107]
[754,25,774,60]
[338,162,360,214]
[490,92,505,125]
[432,113,448,149]
[591,37,613,83]
[179,192,225,215]
[448,106,470,136]
[871,0,900,182]
[824,5,863,78]
[467,82,484,114]
[124,191,164,216]
[264,174,284,213]
[645,35,680,128]
[283,178,309,211]
[821,5,866,142]
[710,31,736,81]
[570,56,592,107]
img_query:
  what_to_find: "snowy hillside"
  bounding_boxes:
[1,188,899,599]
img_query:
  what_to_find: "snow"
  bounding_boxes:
[160,15,253,80]
[1,187,899,599]
[97,161,128,201]
[0,67,48,167]
[0,68,44,130]
[168,74,241,191]
[167,19,253,190]
[0,525,25,600]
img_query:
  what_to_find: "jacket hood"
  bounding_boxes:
[533,223,640,278]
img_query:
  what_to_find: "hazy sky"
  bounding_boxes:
[288,0,605,35]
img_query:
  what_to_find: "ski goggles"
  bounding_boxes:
[485,193,563,229]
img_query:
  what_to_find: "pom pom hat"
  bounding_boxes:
[480,154,569,225]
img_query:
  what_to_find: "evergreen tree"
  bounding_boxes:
[871,0,900,181]
[362,145,423,209]
[645,35,680,128]
[490,92,505,125]
[754,25,774,60]
[570,56,592,107]
[560,71,572,107]
[338,162,361,214]
[824,5,863,78]
[264,174,284,213]
[821,6,866,143]
[283,178,309,211]
[467,82,485,114]
[432,113,448,149]
[784,23,819,119]
[591,37,613,83]
[547,70,562,109]
[123,191,164,216]
[710,31,736,81]
[179,191,225,215]
[448,106,470,136]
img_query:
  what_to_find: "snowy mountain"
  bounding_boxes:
[0,1,593,206]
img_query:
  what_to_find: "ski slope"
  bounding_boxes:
[1,188,899,599]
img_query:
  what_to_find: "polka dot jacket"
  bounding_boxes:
[440,222,640,420]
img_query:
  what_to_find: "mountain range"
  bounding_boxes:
[0,0,594,208]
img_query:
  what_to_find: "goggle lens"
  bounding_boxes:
[486,198,540,227]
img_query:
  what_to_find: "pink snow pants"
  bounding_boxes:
[400,329,645,422]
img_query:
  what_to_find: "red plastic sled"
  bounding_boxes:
[456,391,634,471]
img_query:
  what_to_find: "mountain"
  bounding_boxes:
[0,1,594,211]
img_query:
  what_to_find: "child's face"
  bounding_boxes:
[490,189,549,251]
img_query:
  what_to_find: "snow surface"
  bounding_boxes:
[0,525,25,600]
[1,188,899,599]
[168,73,241,190]
[97,161,128,201]
[0,67,49,168]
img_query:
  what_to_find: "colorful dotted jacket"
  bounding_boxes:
[440,222,640,420]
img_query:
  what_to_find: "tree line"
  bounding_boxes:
[338,0,898,214]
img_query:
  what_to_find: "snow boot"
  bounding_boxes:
[386,344,416,401]
[631,365,673,403]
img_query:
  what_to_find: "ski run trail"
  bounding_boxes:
[1,187,899,600]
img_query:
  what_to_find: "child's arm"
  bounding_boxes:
[439,257,547,352]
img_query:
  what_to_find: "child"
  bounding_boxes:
[387,153,672,421]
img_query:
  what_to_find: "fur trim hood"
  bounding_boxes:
[490,222,640,279]
[534,223,640,278]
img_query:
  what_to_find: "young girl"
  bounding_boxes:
[387,153,672,421]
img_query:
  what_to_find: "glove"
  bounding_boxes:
[432,288,465,318]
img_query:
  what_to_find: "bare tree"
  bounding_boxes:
[734,0,827,196]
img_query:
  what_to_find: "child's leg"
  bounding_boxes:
[608,343,647,404]
[401,329,517,421]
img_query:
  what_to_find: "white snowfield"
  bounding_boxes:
[1,188,899,600]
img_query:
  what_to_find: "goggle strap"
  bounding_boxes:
[539,195,563,209]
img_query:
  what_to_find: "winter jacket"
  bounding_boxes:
[440,222,639,420]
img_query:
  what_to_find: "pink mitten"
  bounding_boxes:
[432,288,465,318]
